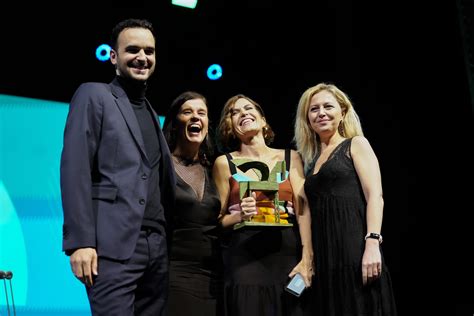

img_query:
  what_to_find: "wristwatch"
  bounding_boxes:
[365,232,383,244]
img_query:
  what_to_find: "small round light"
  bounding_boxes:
[95,44,111,62]
[207,64,223,80]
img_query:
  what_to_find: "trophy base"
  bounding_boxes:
[233,221,294,230]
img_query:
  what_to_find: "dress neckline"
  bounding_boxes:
[312,138,349,176]
[172,154,200,166]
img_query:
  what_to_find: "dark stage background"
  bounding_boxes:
[0,1,472,315]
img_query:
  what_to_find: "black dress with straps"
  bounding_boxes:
[304,138,397,315]
[221,149,312,316]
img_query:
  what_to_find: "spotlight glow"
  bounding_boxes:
[207,64,223,80]
[95,44,111,62]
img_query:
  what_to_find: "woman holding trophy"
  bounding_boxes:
[213,94,313,316]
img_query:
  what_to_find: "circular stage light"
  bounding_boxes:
[95,44,111,62]
[207,64,223,80]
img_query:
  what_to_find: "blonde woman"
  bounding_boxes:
[294,83,397,315]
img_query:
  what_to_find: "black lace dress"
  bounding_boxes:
[304,138,397,316]
[168,165,223,316]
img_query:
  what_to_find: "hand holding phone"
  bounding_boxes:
[285,273,306,297]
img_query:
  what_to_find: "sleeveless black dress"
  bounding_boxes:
[304,138,397,315]
[222,149,311,316]
[168,167,223,316]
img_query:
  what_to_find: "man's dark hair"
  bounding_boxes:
[110,18,155,50]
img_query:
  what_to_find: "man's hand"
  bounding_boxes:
[70,247,98,286]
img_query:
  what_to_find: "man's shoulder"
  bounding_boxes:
[76,82,110,93]
[72,82,113,101]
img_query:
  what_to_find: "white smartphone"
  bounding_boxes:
[285,273,306,297]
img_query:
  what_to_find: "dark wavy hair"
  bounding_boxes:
[216,94,275,153]
[163,91,214,167]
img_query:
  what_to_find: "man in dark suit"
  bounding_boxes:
[60,18,175,315]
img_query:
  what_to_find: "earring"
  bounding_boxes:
[338,121,345,136]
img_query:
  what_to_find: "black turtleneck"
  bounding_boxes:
[117,76,165,233]
[117,76,161,166]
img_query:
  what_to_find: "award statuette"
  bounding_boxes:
[231,159,294,230]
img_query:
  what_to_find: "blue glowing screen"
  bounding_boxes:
[0,94,164,315]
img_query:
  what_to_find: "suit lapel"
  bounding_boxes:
[111,79,150,165]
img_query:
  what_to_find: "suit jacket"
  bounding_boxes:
[60,78,175,260]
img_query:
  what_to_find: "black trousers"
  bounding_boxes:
[86,229,168,316]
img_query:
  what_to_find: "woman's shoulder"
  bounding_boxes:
[350,135,370,147]
[212,154,232,178]
[214,154,229,165]
[273,148,301,161]
[350,136,374,155]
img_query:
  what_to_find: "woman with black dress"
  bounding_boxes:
[163,91,223,316]
[294,83,397,315]
[213,94,313,316]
